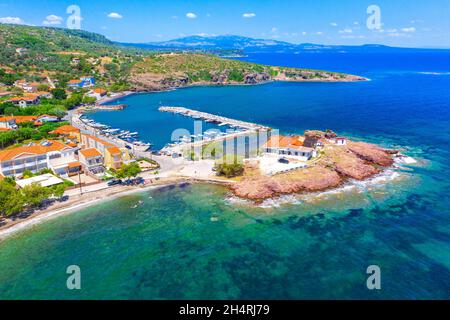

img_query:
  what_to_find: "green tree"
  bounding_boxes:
[214,156,244,178]
[37,84,50,92]
[21,183,50,207]
[3,192,25,217]
[21,169,34,179]
[82,95,96,104]
[50,184,66,198]
[116,162,141,179]
[51,88,67,100]
[0,179,18,216]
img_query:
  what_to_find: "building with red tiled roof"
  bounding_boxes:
[79,148,104,174]
[87,88,107,100]
[263,135,317,160]
[0,116,40,130]
[7,94,40,107]
[81,134,130,170]
[50,125,81,141]
[0,140,79,177]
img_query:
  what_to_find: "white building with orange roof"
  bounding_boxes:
[263,135,317,161]
[50,125,81,141]
[87,88,107,100]
[81,134,130,169]
[79,148,104,174]
[0,140,79,177]
[7,94,40,107]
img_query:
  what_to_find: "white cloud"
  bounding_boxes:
[242,13,256,18]
[107,12,123,19]
[42,14,63,25]
[353,21,359,25]
[171,15,178,19]
[186,12,197,19]
[401,27,416,33]
[301,31,307,36]
[330,22,338,27]
[315,31,323,35]
[341,35,365,39]
[0,16,25,25]
[387,28,398,33]
[270,27,278,33]
[338,28,353,34]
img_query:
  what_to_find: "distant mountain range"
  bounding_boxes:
[120,35,447,53]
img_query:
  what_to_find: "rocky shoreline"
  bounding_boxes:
[129,53,368,92]
[230,134,398,202]
[129,72,368,92]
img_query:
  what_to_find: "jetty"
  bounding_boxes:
[158,106,271,131]
[94,104,127,110]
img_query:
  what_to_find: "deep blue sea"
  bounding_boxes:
[0,51,449,299]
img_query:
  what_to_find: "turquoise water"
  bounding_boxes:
[0,52,449,299]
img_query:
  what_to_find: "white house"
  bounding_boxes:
[0,140,79,178]
[264,135,317,161]
[87,88,107,100]
[334,137,347,145]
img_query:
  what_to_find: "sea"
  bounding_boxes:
[0,51,449,299]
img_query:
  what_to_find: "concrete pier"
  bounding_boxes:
[158,106,271,131]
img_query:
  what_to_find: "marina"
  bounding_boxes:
[158,106,271,155]
[71,113,152,156]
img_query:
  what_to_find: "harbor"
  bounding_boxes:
[158,106,272,156]
[70,112,152,157]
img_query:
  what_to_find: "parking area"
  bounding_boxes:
[257,154,307,176]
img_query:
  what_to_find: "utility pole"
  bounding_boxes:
[78,170,83,195]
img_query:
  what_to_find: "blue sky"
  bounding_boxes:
[1,0,449,47]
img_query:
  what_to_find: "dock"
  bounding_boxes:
[158,106,271,131]
[94,104,127,110]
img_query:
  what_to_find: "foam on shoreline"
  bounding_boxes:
[225,163,409,209]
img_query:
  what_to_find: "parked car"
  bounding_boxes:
[122,179,133,186]
[278,157,289,164]
[133,177,145,185]
[107,179,122,186]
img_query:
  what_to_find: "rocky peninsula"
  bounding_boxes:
[129,53,367,91]
[231,130,397,202]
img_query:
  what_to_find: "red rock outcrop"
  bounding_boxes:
[347,142,394,167]
[231,166,342,201]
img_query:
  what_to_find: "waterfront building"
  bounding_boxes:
[264,135,317,161]
[87,88,107,100]
[81,134,131,170]
[79,148,104,174]
[0,140,79,177]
